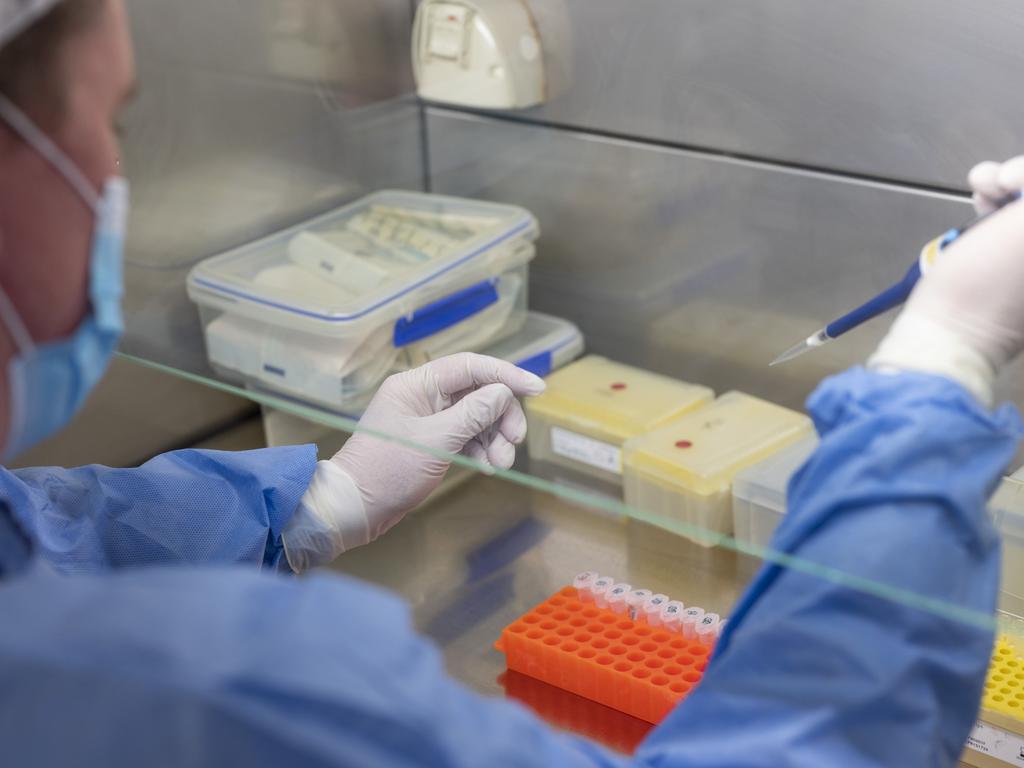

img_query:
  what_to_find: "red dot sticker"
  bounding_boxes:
[611,382,627,391]
[675,440,693,449]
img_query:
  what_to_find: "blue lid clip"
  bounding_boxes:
[393,279,500,348]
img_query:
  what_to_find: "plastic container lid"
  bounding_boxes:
[187,190,538,335]
[527,356,714,444]
[624,392,814,496]
[485,312,584,378]
[732,437,818,514]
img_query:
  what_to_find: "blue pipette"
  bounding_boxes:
[770,191,1024,366]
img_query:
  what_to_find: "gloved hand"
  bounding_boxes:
[869,157,1024,405]
[282,353,546,571]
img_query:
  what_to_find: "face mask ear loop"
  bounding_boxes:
[0,93,99,213]
[0,286,35,358]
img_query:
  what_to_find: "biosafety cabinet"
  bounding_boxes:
[94,0,1024,756]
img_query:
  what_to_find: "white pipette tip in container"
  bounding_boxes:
[573,571,601,600]
[607,583,633,615]
[591,576,616,608]
[695,612,720,646]
[641,594,670,626]
[660,600,685,633]
[681,607,706,640]
[625,589,653,621]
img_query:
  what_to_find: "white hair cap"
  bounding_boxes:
[0,0,64,51]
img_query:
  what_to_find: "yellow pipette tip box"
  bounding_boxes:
[623,392,813,546]
[962,633,1024,767]
[525,356,714,484]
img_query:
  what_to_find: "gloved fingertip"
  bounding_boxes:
[486,434,517,470]
[509,424,527,445]
[499,401,528,446]
[968,160,1001,196]
[521,371,547,396]
[997,156,1024,195]
[972,192,997,216]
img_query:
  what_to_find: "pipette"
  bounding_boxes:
[770,191,1024,366]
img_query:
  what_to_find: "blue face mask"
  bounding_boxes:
[0,95,128,461]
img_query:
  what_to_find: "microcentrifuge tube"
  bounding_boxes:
[695,613,720,645]
[625,589,653,621]
[573,571,600,600]
[641,594,670,626]
[660,601,685,633]
[715,619,728,639]
[591,577,615,608]
[681,607,705,640]
[607,583,632,615]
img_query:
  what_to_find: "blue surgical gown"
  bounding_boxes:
[0,369,1018,767]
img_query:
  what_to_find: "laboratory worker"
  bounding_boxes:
[1,1,1022,767]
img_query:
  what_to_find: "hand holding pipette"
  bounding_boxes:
[866,157,1024,405]
[771,189,1022,367]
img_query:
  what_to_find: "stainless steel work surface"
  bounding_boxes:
[326,474,755,747]
[324,474,983,764]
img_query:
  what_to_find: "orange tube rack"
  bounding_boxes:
[500,671,654,754]
[495,586,711,724]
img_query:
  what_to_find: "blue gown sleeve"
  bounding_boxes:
[2,445,317,573]
[637,368,1021,768]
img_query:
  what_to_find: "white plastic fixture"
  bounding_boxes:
[413,0,546,109]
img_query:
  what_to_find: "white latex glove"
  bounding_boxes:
[282,353,545,571]
[869,157,1024,405]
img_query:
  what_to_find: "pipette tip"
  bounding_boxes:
[770,329,829,366]
[769,342,808,367]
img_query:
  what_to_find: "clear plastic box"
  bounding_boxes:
[187,191,538,410]
[732,441,1024,601]
[989,470,1024,617]
[731,437,817,551]
[623,392,814,546]
[525,357,714,485]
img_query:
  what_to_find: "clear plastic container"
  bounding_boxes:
[731,437,817,551]
[623,392,814,546]
[187,191,538,409]
[989,470,1024,617]
[525,356,714,484]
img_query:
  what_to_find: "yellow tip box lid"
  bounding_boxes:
[526,356,714,444]
[624,392,814,496]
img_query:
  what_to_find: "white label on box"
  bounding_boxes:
[966,720,1024,764]
[550,427,621,474]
